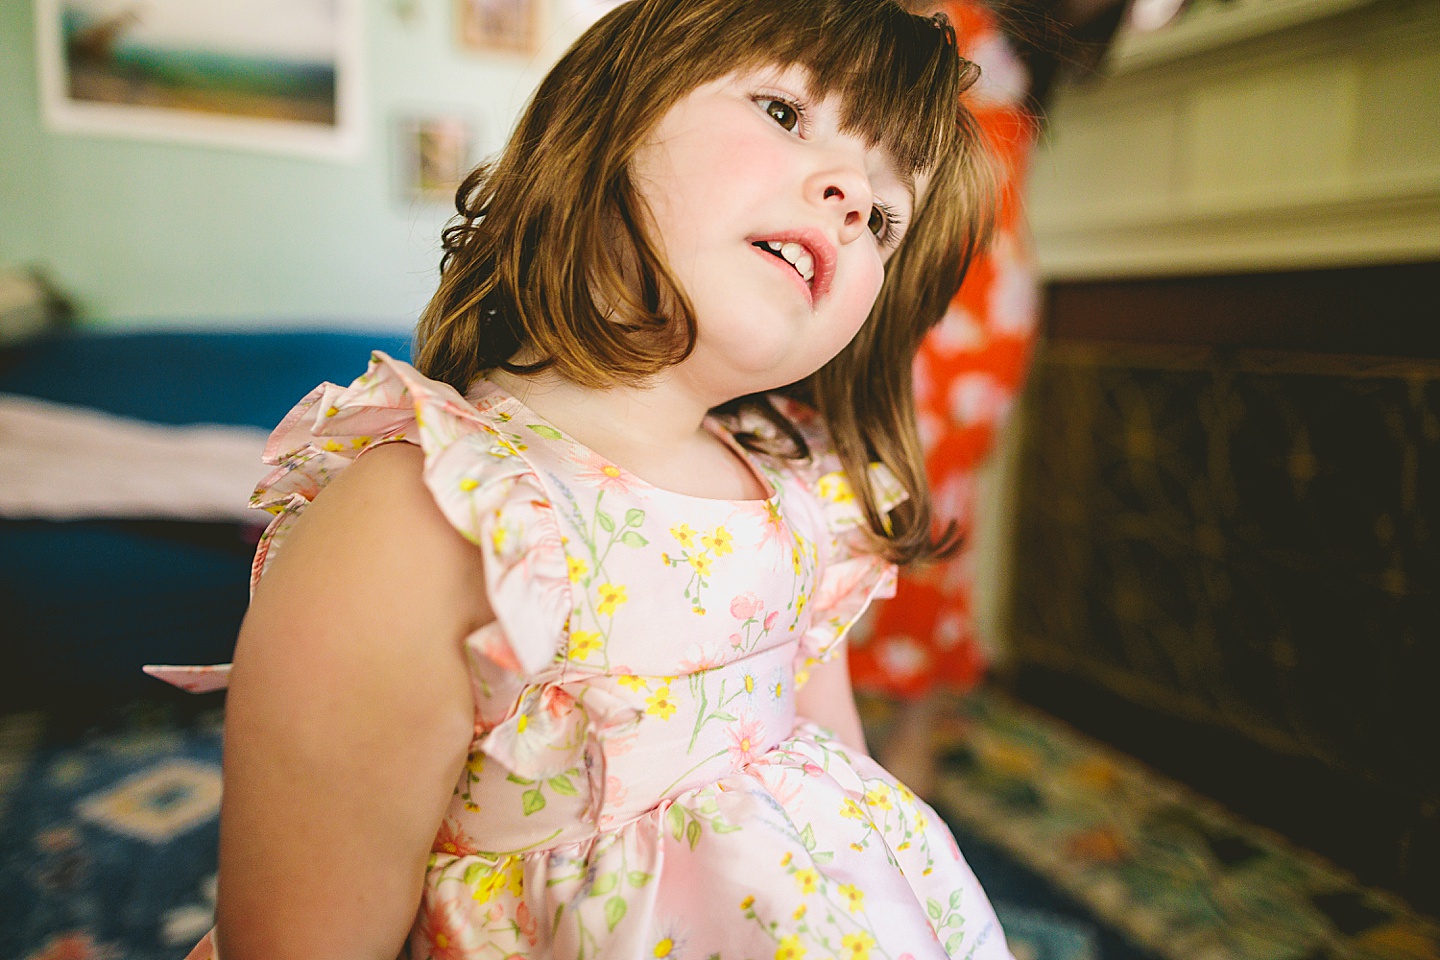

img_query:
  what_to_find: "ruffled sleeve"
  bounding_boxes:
[770,398,908,684]
[145,351,571,697]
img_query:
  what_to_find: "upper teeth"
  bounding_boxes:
[765,240,814,283]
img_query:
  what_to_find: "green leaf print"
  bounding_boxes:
[462,861,486,884]
[506,773,535,785]
[597,510,615,532]
[624,508,645,527]
[605,895,627,931]
[548,774,579,796]
[946,932,964,953]
[800,823,816,851]
[528,424,563,440]
[619,530,649,548]
[591,872,618,897]
[522,788,546,815]
[686,819,702,850]
[667,804,686,841]
[927,897,943,921]
[950,889,963,911]
[626,871,652,888]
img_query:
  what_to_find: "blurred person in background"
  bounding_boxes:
[851,0,1134,791]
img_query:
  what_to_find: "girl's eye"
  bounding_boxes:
[760,99,800,132]
[867,201,905,248]
[867,206,886,237]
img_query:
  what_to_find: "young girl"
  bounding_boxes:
[149,0,1011,956]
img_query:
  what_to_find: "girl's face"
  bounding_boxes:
[629,65,920,403]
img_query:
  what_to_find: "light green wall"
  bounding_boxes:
[0,1,580,328]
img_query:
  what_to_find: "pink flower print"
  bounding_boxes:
[432,819,479,858]
[571,451,643,494]
[726,715,766,767]
[764,611,779,631]
[679,641,726,672]
[730,592,762,620]
[539,685,577,720]
[515,900,540,946]
[605,775,629,805]
[414,898,471,960]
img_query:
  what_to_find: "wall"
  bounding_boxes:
[1026,0,1440,278]
[0,0,593,328]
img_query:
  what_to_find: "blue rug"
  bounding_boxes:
[0,708,222,960]
[8,692,1431,959]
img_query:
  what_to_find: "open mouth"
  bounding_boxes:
[752,240,815,285]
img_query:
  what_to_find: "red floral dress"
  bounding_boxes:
[849,0,1041,698]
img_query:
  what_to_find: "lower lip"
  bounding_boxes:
[752,245,814,307]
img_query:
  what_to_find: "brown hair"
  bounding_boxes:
[415,0,994,565]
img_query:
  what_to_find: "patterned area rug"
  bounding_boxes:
[2,691,1435,959]
[0,706,222,960]
[927,690,1440,960]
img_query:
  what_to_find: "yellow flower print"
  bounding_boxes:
[669,523,696,549]
[466,751,486,775]
[325,405,339,418]
[740,894,756,911]
[915,810,928,832]
[351,436,371,448]
[780,851,792,866]
[839,798,868,821]
[840,931,875,960]
[567,556,589,582]
[817,471,855,503]
[491,525,509,553]
[323,440,345,452]
[471,855,524,904]
[792,903,807,920]
[838,883,864,912]
[645,685,678,720]
[688,552,713,577]
[896,783,916,804]
[653,938,675,958]
[597,582,628,617]
[460,477,479,492]
[743,673,756,694]
[863,785,893,811]
[567,631,602,661]
[617,674,649,692]
[775,934,806,960]
[772,680,784,700]
[792,867,819,895]
[701,526,734,556]
[796,593,807,615]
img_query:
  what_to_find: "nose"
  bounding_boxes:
[807,156,873,245]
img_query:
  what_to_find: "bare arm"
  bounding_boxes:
[217,442,490,960]
[795,643,869,756]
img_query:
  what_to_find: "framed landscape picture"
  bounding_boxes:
[457,0,539,55]
[35,0,364,160]
[399,114,473,203]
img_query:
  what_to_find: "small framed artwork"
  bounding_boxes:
[399,115,474,203]
[34,0,365,160]
[457,0,539,55]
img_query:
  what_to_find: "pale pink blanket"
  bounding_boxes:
[0,392,269,522]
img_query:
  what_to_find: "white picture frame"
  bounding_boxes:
[34,0,365,161]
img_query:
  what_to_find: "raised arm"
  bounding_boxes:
[216,441,490,960]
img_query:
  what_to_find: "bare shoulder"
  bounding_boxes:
[218,440,490,957]
[253,440,492,629]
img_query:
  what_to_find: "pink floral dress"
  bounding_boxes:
[151,353,1012,960]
